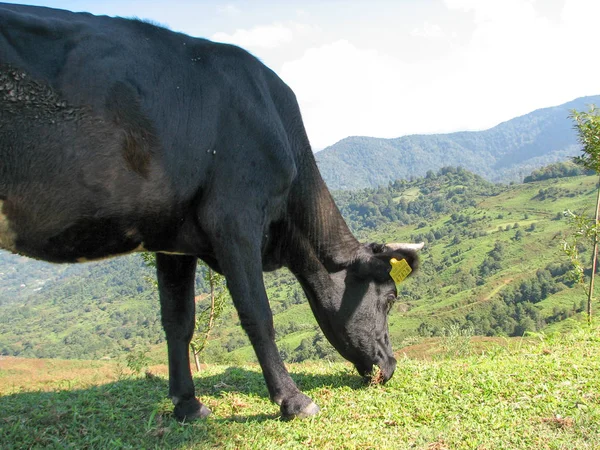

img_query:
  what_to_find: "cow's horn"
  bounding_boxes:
[386,242,425,252]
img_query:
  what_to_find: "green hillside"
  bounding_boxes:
[316,95,600,190]
[1,165,598,364]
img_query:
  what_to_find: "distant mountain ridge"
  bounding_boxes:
[315,95,600,190]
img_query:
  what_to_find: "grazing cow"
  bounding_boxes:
[0,3,422,420]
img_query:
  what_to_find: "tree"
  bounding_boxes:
[563,105,600,324]
[190,268,227,371]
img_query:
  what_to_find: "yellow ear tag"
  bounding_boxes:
[389,258,412,292]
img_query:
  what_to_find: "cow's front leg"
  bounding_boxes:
[212,223,319,419]
[156,253,211,421]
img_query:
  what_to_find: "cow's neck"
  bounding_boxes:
[285,226,350,347]
[286,155,361,271]
[288,232,338,327]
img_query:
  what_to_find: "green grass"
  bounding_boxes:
[2,327,599,449]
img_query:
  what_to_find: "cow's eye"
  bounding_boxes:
[385,293,396,313]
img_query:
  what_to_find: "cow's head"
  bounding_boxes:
[307,242,423,384]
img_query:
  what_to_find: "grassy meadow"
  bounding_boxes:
[1,325,599,449]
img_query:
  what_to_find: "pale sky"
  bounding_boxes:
[5,0,599,150]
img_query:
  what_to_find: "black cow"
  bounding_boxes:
[0,4,422,421]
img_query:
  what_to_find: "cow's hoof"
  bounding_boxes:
[280,393,320,420]
[174,397,211,422]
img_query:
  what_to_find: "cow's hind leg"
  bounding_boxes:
[205,216,319,419]
[156,253,211,421]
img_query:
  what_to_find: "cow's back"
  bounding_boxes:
[0,4,303,264]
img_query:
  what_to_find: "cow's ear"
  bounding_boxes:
[370,246,420,284]
[351,249,414,284]
[382,248,419,273]
[352,243,421,283]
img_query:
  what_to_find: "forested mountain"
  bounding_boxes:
[316,95,600,190]
[1,164,595,363]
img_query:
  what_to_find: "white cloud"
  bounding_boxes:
[562,0,600,30]
[410,22,445,39]
[217,4,241,15]
[281,40,428,149]
[211,23,293,49]
[438,0,600,124]
[278,0,600,150]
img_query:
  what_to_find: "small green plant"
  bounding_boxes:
[140,252,159,288]
[562,210,595,287]
[439,323,473,358]
[190,268,228,371]
[125,347,150,375]
[400,335,422,348]
[114,360,127,380]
